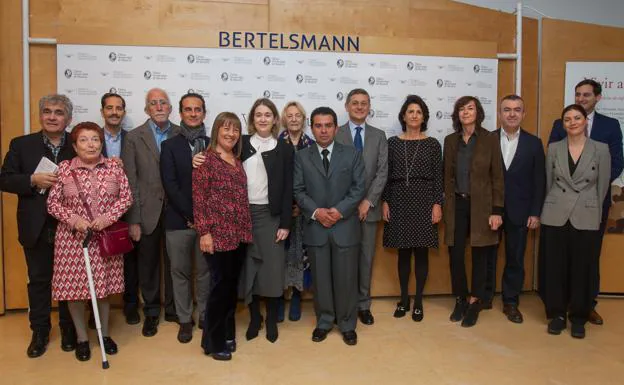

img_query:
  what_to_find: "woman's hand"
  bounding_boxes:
[275,228,290,242]
[192,153,206,169]
[431,204,442,224]
[90,215,110,231]
[200,233,214,254]
[489,215,503,231]
[74,217,91,233]
[382,201,390,222]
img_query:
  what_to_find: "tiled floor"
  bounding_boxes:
[1,294,622,385]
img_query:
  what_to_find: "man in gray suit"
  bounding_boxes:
[121,88,180,337]
[336,88,388,325]
[294,106,366,346]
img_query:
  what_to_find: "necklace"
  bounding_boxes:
[404,138,422,187]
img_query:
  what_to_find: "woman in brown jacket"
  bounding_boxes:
[443,96,504,328]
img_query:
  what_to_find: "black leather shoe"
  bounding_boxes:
[342,330,358,346]
[142,316,159,337]
[312,328,330,342]
[27,330,49,358]
[588,309,604,325]
[358,310,374,325]
[482,299,493,310]
[125,308,140,325]
[393,303,408,318]
[571,324,586,339]
[412,307,424,322]
[461,302,481,328]
[88,312,96,330]
[75,341,91,361]
[102,336,118,355]
[211,351,232,361]
[548,316,566,335]
[225,339,237,353]
[177,322,193,344]
[450,297,467,322]
[164,313,179,323]
[503,304,524,324]
[60,326,77,352]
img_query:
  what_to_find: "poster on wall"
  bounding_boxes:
[565,61,624,234]
[57,44,498,147]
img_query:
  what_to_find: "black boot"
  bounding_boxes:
[245,297,263,341]
[265,297,279,343]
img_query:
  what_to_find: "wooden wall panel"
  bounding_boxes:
[540,18,624,293]
[1,0,539,308]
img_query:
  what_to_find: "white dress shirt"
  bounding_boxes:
[244,134,277,204]
[500,127,520,170]
[587,111,595,137]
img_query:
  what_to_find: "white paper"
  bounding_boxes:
[34,157,58,194]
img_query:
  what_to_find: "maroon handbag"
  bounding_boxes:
[70,170,134,257]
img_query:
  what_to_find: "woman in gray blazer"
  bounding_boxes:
[540,104,611,339]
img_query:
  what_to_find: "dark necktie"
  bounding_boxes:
[354,126,363,152]
[321,149,330,174]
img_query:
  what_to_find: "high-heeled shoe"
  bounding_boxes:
[266,297,279,343]
[246,298,264,341]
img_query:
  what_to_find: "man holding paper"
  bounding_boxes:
[0,94,78,358]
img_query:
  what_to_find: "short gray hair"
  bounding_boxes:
[144,87,171,109]
[38,94,73,120]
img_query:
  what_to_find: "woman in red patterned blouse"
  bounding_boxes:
[47,122,133,362]
[193,112,252,361]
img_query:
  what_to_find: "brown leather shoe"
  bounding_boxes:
[588,309,604,325]
[503,304,523,324]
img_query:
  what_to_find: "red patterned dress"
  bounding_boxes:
[48,156,133,301]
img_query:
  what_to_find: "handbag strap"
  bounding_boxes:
[70,169,95,221]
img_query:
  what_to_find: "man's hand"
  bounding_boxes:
[358,200,371,221]
[74,217,91,233]
[31,172,58,189]
[489,215,503,231]
[327,208,342,224]
[527,216,540,230]
[275,228,290,242]
[200,233,214,254]
[90,216,110,231]
[129,223,142,242]
[431,204,442,224]
[192,153,206,169]
[315,208,335,228]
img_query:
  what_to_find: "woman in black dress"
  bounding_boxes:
[382,95,443,321]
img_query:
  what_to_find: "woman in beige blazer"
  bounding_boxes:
[540,104,611,339]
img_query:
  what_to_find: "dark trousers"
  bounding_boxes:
[484,212,528,305]
[540,222,599,325]
[592,212,608,308]
[201,244,246,354]
[397,247,429,307]
[448,196,495,300]
[23,224,72,332]
[308,238,359,332]
[122,244,139,313]
[137,217,175,317]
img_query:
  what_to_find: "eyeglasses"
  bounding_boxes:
[148,99,170,107]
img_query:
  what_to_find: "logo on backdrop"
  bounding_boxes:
[109,52,117,62]
[263,56,271,65]
[368,76,376,86]
[64,69,72,78]
[263,90,271,98]
[407,61,414,71]
[221,72,229,81]
[109,87,117,94]
[336,92,344,101]
[296,74,304,84]
[187,54,195,64]
[473,65,481,73]
[436,79,444,88]
[143,70,152,80]
[337,59,344,68]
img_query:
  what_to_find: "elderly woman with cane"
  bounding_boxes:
[47,122,133,362]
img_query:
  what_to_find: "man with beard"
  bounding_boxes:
[160,93,211,343]
[122,88,180,337]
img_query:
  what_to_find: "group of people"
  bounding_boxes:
[0,79,621,362]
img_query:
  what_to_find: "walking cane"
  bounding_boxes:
[82,230,110,369]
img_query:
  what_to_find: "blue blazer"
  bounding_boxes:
[102,129,127,158]
[496,128,546,226]
[160,134,209,230]
[549,112,623,211]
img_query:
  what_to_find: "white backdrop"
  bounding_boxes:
[57,44,498,144]
[565,61,624,184]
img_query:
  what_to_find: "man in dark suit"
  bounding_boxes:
[484,95,545,323]
[100,92,142,326]
[549,79,624,325]
[336,89,388,325]
[0,94,77,357]
[121,88,180,337]
[160,93,210,344]
[293,107,366,346]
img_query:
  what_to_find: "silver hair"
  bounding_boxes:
[38,94,73,120]
[144,87,171,108]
